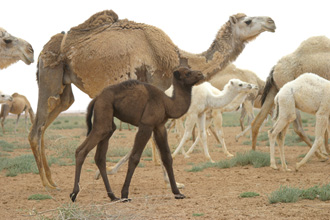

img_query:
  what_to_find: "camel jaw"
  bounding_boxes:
[263,25,276,33]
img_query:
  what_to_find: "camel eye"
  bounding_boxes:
[239,84,242,87]
[186,72,191,77]
[3,38,12,44]
[245,20,252,25]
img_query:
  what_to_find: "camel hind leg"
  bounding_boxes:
[71,117,117,202]
[268,95,296,171]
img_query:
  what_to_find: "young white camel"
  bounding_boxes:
[185,84,258,157]
[171,79,253,162]
[268,73,330,171]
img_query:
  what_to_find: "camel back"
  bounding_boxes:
[57,10,179,97]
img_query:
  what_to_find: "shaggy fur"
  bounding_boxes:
[30,10,275,189]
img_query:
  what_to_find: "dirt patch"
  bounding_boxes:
[1,116,330,219]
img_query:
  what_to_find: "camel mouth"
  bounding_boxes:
[22,53,34,65]
[263,25,276,33]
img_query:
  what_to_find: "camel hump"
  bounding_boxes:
[11,93,19,97]
[71,10,119,31]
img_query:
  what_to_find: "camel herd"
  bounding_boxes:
[1,9,330,202]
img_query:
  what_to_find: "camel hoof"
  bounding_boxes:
[270,165,278,170]
[111,197,120,202]
[226,153,234,157]
[45,185,60,191]
[284,168,292,172]
[121,198,132,203]
[183,154,190,159]
[70,192,78,202]
[174,194,185,199]
[320,157,329,162]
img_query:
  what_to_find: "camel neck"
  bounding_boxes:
[165,80,192,119]
[201,22,245,79]
[207,86,240,109]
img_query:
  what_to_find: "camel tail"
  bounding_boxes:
[28,108,35,123]
[86,98,96,136]
[272,95,279,121]
[261,66,276,105]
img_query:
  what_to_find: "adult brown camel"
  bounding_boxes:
[28,10,276,189]
[0,28,34,69]
[0,93,34,133]
[251,36,330,155]
[70,67,204,202]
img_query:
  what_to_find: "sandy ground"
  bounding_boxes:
[1,120,330,219]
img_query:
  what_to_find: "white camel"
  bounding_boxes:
[268,73,330,171]
[171,79,254,162]
[185,84,259,157]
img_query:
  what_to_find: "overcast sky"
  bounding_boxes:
[1,0,329,112]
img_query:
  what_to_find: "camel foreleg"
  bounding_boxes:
[296,115,328,170]
[29,84,74,189]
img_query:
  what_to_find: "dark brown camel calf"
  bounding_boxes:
[70,67,204,202]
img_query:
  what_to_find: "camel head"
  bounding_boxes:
[0,28,34,69]
[226,78,253,93]
[173,67,204,87]
[0,92,12,103]
[229,14,276,42]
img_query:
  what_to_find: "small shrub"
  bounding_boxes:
[187,150,270,172]
[215,159,234,169]
[192,213,204,217]
[240,192,260,198]
[187,161,215,172]
[318,183,330,201]
[300,185,319,200]
[28,194,52,200]
[268,186,302,204]
[0,154,57,176]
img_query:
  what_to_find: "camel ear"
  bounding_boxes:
[230,16,237,24]
[230,80,234,85]
[173,70,181,80]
